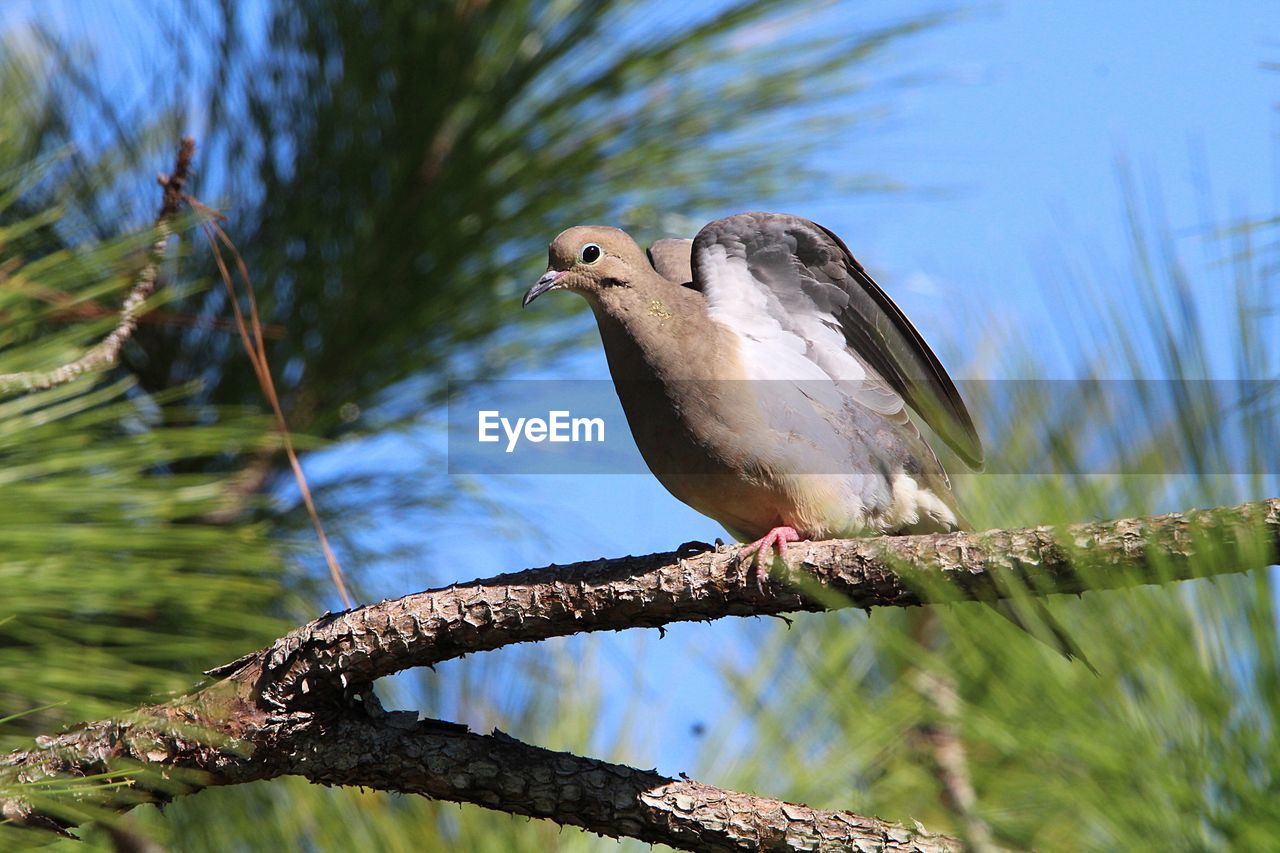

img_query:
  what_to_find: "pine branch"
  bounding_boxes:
[2,497,1276,849]
[0,138,194,394]
[2,707,958,851]
[226,496,1280,712]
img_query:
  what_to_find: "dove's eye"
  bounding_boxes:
[579,243,602,264]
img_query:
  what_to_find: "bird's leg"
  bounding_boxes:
[738,526,800,592]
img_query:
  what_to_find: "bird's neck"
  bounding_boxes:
[587,280,740,382]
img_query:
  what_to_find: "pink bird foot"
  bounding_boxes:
[738,526,800,592]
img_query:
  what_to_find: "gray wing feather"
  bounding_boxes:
[647,239,694,285]
[691,212,983,469]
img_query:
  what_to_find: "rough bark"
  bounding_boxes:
[231,497,1280,712]
[1,700,958,852]
[3,497,1277,850]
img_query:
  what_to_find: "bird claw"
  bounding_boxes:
[737,526,800,592]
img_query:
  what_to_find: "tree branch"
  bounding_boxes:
[285,716,960,851]
[0,138,193,394]
[3,497,1276,849]
[231,497,1279,711]
[1,701,958,851]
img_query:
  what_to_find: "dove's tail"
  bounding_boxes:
[946,514,1097,674]
[988,598,1099,675]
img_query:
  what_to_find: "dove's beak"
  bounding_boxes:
[522,270,564,308]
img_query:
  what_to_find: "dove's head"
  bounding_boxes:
[522,226,651,307]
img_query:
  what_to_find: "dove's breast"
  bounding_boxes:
[587,282,959,540]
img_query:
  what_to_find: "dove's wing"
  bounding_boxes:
[690,212,983,468]
[647,238,694,285]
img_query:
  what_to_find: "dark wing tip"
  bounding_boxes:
[949,413,985,469]
[813,221,985,469]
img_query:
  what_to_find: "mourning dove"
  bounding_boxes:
[524,212,1089,666]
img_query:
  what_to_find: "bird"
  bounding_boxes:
[523,212,1089,666]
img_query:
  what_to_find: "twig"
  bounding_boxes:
[189,197,356,610]
[0,138,354,608]
[906,609,999,851]
[14,286,287,338]
[913,661,999,853]
[0,138,195,394]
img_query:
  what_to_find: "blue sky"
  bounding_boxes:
[819,3,1276,374]
[5,0,1277,778]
